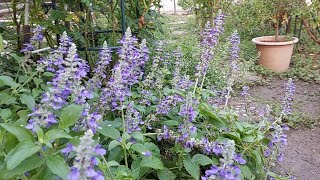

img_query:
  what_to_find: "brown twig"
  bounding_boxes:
[303,19,320,45]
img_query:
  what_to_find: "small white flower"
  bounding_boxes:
[305,0,312,6]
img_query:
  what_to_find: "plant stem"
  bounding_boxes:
[142,132,159,136]
[120,102,128,168]
[193,77,199,95]
[199,71,207,92]
[224,87,231,110]
[0,70,39,106]
[101,155,115,180]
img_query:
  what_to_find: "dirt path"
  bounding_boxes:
[276,127,320,180]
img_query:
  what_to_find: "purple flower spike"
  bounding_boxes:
[61,143,73,155]
[66,130,106,180]
[95,145,106,155]
[125,102,144,134]
[281,78,295,116]
[89,41,112,89]
[195,11,225,80]
[234,154,246,164]
[21,25,44,53]
[156,95,183,115]
[68,167,80,180]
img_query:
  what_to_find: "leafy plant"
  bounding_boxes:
[0,12,295,180]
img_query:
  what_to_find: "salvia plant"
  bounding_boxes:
[0,12,295,180]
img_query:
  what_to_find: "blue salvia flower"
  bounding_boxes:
[100,29,146,111]
[176,92,198,144]
[73,104,102,133]
[26,107,57,131]
[139,39,149,67]
[229,31,240,71]
[143,41,165,90]
[176,123,197,144]
[281,78,295,116]
[89,41,112,89]
[118,28,146,85]
[171,48,193,91]
[21,25,44,53]
[178,92,198,122]
[156,95,184,115]
[38,32,73,72]
[100,61,132,111]
[125,102,144,134]
[157,125,171,141]
[28,42,91,129]
[30,25,44,42]
[63,129,106,180]
[201,140,244,180]
[264,124,289,162]
[46,43,90,107]
[195,11,225,79]
[139,90,154,106]
[58,31,73,55]
[142,151,152,157]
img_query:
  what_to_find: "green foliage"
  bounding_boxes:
[59,104,84,129]
[0,10,298,180]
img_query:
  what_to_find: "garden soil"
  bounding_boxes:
[241,78,320,180]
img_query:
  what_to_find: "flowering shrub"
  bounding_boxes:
[0,13,295,180]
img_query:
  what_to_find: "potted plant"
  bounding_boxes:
[251,0,299,72]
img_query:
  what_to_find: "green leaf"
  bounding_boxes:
[108,160,120,167]
[0,76,20,88]
[192,154,214,166]
[243,136,255,143]
[141,157,164,170]
[134,105,146,113]
[131,143,148,153]
[43,72,54,77]
[240,165,255,180]
[34,125,44,143]
[108,140,121,151]
[16,110,29,123]
[47,154,70,180]
[0,123,34,141]
[183,159,199,179]
[252,150,263,174]
[161,120,180,126]
[0,93,16,105]
[6,140,40,170]
[18,76,29,83]
[33,77,43,86]
[223,132,241,143]
[199,106,227,128]
[0,108,12,121]
[234,121,244,132]
[20,94,35,110]
[0,33,3,51]
[98,126,120,140]
[59,104,83,129]
[157,168,176,180]
[131,131,144,141]
[44,129,73,142]
[0,155,45,179]
[107,146,123,162]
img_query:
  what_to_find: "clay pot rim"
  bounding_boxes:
[252,36,299,46]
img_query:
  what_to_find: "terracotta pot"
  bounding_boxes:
[252,36,299,72]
